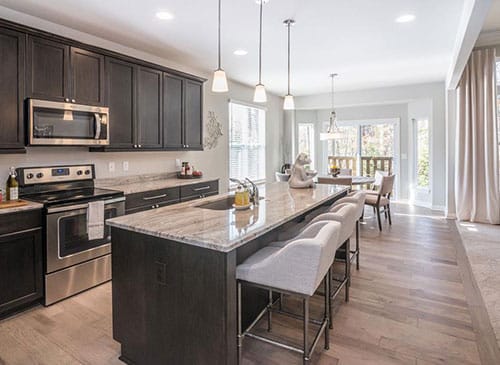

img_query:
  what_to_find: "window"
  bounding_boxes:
[326,125,358,157]
[297,123,315,169]
[229,102,266,184]
[415,119,430,188]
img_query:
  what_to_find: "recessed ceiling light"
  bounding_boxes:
[156,11,174,20]
[233,49,248,56]
[395,14,415,23]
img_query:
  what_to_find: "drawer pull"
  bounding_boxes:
[193,186,210,191]
[143,194,167,201]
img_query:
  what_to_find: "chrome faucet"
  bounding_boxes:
[245,178,260,206]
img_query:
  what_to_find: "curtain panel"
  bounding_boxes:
[455,48,500,224]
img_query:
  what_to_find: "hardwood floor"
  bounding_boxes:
[0,203,495,364]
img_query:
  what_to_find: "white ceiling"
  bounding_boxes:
[0,0,466,95]
[483,0,500,32]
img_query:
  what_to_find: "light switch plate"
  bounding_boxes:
[123,161,129,171]
[108,161,115,172]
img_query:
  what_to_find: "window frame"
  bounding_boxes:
[297,122,316,170]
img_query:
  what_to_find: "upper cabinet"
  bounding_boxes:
[0,27,26,153]
[27,36,105,105]
[137,67,163,149]
[163,74,203,151]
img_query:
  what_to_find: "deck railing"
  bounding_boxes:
[328,156,393,176]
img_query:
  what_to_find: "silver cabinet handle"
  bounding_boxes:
[193,186,210,191]
[71,99,76,103]
[133,144,137,148]
[186,144,189,148]
[65,98,70,102]
[138,144,142,148]
[143,194,167,201]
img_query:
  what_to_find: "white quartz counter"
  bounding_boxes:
[107,182,347,252]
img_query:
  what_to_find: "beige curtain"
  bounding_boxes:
[455,48,500,224]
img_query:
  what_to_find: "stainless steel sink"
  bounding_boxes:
[196,196,264,211]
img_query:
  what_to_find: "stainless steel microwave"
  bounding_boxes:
[28,99,109,146]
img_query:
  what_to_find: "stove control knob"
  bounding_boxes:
[26,173,34,179]
[77,170,83,176]
[36,172,44,179]
[84,169,90,175]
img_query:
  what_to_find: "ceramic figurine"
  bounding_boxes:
[288,153,316,189]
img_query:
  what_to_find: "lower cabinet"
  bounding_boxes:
[125,180,219,214]
[0,211,43,317]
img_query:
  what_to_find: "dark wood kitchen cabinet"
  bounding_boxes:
[0,209,43,318]
[137,67,163,149]
[106,57,136,149]
[163,74,203,150]
[27,36,104,105]
[0,27,26,153]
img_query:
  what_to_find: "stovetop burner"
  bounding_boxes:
[24,187,122,206]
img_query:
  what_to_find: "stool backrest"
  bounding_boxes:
[273,221,341,296]
[311,203,359,245]
[331,191,366,218]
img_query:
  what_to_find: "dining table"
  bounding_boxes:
[316,175,376,185]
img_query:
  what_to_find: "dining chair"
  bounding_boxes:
[275,172,290,182]
[339,168,352,176]
[364,174,395,231]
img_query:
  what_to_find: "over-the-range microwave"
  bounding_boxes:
[28,99,109,146]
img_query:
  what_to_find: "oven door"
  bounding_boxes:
[45,197,125,273]
[28,99,109,146]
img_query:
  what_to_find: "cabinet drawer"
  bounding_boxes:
[180,180,219,201]
[126,187,180,212]
[0,209,42,236]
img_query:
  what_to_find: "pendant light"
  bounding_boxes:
[320,74,344,140]
[253,0,267,103]
[212,0,228,92]
[283,19,295,110]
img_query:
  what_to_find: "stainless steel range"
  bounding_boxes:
[17,164,124,305]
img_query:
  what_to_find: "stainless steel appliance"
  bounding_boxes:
[28,99,109,146]
[18,164,124,305]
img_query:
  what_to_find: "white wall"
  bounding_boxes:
[291,82,447,210]
[0,7,284,193]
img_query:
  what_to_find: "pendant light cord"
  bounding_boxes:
[287,21,291,95]
[258,0,263,84]
[217,0,221,70]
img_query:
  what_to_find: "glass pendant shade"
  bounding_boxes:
[212,69,228,92]
[283,94,295,110]
[254,84,267,103]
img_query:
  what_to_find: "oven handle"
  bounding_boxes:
[94,113,102,139]
[46,196,125,214]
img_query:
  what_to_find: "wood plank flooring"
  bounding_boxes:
[0,203,495,364]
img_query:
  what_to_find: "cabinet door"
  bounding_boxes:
[0,228,43,316]
[0,27,25,152]
[27,36,70,101]
[137,67,162,149]
[70,47,105,105]
[163,73,184,149]
[184,80,203,150]
[106,57,136,149]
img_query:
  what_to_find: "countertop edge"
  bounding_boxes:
[107,187,348,253]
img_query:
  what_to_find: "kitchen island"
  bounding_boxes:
[107,182,348,365]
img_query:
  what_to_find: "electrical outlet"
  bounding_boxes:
[155,261,167,285]
[108,161,115,172]
[123,161,129,171]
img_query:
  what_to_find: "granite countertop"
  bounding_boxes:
[96,173,219,195]
[0,200,44,215]
[107,182,348,252]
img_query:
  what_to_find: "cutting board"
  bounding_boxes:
[0,199,29,209]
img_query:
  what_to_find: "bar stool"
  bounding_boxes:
[309,203,359,326]
[236,221,341,365]
[330,192,366,270]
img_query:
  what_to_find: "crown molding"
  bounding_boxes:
[475,30,500,48]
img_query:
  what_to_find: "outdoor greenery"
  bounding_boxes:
[417,120,430,188]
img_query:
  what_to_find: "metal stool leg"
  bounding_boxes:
[356,220,360,270]
[345,240,350,302]
[303,298,310,365]
[324,271,330,350]
[328,266,333,329]
[267,290,273,332]
[237,282,243,365]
